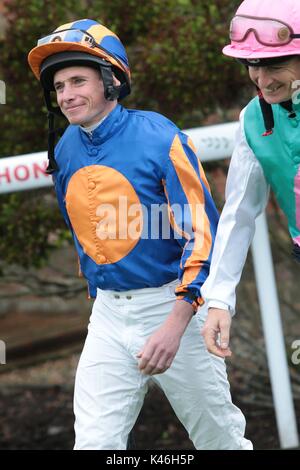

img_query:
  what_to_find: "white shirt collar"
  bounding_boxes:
[80,115,108,136]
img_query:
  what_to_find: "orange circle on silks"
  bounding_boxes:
[65,165,143,264]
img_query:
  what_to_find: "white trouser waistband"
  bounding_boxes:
[96,279,179,301]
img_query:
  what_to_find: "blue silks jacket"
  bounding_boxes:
[53,104,219,308]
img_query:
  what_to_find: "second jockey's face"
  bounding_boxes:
[248,57,300,104]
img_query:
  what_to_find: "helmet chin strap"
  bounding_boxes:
[43,89,64,174]
[99,61,127,101]
[257,87,274,136]
[257,87,297,137]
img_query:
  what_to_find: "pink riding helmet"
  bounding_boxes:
[223,0,300,60]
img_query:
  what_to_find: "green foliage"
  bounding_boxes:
[0,0,86,268]
[101,0,250,127]
[0,0,251,269]
[0,191,71,269]
[0,0,84,158]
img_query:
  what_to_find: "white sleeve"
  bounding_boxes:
[201,108,269,314]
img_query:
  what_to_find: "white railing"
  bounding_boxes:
[1,121,298,449]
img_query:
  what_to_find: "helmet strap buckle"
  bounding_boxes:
[99,61,122,101]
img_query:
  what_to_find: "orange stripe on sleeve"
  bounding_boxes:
[162,179,191,242]
[187,138,211,194]
[169,135,212,287]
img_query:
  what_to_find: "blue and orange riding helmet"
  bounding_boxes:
[28,18,131,100]
[28,19,131,173]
